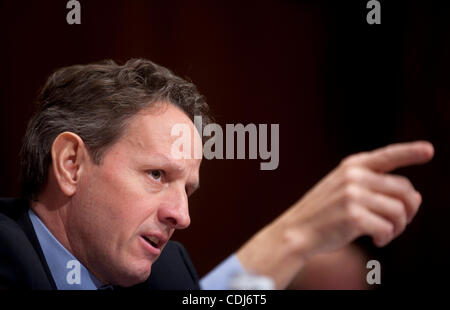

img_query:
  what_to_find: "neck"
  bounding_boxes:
[31,188,73,256]
[31,191,110,286]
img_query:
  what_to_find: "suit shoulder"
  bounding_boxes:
[0,212,27,245]
[0,203,53,289]
[129,240,200,290]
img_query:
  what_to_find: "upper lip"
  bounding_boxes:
[141,232,168,249]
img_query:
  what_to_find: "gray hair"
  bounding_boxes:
[20,58,212,199]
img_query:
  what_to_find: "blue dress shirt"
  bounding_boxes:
[28,209,245,290]
[199,255,245,289]
[28,209,105,289]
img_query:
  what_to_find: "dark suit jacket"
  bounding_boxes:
[0,198,200,290]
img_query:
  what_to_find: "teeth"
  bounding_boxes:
[148,236,159,245]
[145,236,159,246]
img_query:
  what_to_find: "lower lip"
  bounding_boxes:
[140,236,161,256]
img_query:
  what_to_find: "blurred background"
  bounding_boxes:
[0,0,449,289]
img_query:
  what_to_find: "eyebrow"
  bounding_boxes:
[145,152,200,194]
[147,153,185,170]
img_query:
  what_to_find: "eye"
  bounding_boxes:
[148,170,163,182]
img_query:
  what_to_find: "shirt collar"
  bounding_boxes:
[28,208,105,290]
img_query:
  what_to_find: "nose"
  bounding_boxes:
[157,185,191,230]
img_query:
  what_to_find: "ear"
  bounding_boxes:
[51,132,88,197]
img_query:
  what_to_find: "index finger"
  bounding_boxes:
[345,141,434,173]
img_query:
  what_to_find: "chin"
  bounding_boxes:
[116,261,153,287]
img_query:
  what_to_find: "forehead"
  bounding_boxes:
[118,102,202,167]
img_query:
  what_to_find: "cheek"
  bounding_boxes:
[78,164,158,240]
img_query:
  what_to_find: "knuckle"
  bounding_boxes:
[405,196,420,223]
[389,200,407,232]
[385,223,395,240]
[395,176,414,192]
[392,200,406,218]
[384,145,397,158]
[342,167,362,185]
[340,154,360,167]
[397,208,408,232]
[342,184,361,203]
[379,223,395,244]
[345,204,363,227]
[410,192,422,212]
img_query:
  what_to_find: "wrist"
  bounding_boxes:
[236,219,313,289]
[280,224,314,262]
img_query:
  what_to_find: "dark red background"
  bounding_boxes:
[0,0,449,288]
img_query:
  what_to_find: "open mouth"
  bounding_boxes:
[142,235,159,248]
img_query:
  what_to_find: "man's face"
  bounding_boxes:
[66,102,202,286]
